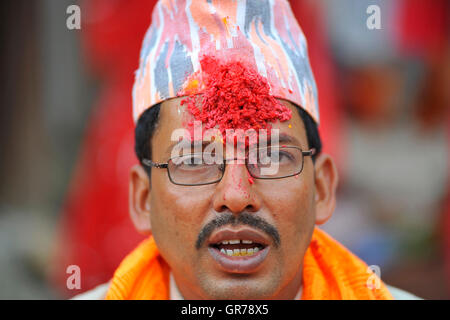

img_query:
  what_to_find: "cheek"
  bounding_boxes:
[149,172,213,264]
[264,176,314,216]
[257,177,315,285]
[261,176,315,250]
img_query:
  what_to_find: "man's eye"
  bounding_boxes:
[258,150,294,164]
[279,151,295,162]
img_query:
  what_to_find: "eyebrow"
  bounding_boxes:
[164,132,303,157]
[254,132,302,148]
[274,133,301,146]
[165,140,214,157]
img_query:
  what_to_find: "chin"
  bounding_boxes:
[198,274,280,300]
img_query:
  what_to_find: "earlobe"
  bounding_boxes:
[129,164,152,235]
[313,154,339,225]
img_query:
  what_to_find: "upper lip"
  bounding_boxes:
[207,227,271,247]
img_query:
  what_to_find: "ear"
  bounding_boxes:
[313,153,339,225]
[129,164,152,235]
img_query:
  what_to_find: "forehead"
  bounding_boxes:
[153,97,308,155]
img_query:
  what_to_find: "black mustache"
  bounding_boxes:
[195,212,280,249]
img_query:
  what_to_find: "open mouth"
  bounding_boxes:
[210,239,266,257]
[206,228,271,273]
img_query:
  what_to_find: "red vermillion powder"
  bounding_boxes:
[247,171,254,185]
[180,55,292,142]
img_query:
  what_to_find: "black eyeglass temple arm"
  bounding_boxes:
[302,148,316,156]
[142,159,168,169]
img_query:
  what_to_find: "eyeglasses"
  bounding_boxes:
[142,146,315,186]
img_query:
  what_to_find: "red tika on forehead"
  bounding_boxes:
[179,55,292,142]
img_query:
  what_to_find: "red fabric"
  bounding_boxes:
[51,0,158,295]
[396,0,449,58]
[395,0,450,292]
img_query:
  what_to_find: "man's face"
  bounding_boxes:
[141,97,322,299]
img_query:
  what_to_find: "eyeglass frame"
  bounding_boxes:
[142,146,316,186]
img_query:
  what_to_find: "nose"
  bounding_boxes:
[212,161,261,215]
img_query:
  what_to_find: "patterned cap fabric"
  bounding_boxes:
[132,0,319,124]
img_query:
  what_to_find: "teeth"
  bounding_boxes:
[220,239,254,245]
[221,247,260,257]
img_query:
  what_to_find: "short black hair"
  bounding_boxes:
[135,103,321,174]
[135,102,162,174]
